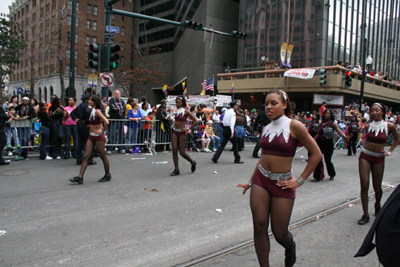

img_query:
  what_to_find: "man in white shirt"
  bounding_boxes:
[211,100,243,164]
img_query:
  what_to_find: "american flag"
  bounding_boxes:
[201,77,214,91]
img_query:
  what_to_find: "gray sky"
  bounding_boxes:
[0,0,13,18]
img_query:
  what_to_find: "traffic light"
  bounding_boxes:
[88,44,100,69]
[109,44,120,70]
[184,20,203,30]
[345,69,352,87]
[319,68,327,87]
[232,30,247,39]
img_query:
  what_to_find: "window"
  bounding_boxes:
[40,7,44,17]
[121,41,124,50]
[93,6,98,15]
[86,19,91,29]
[122,16,125,22]
[112,14,115,20]
[22,7,25,16]
[121,26,125,36]
[92,36,97,43]
[67,16,71,25]
[76,2,79,11]
[85,52,89,60]
[75,34,78,44]
[67,49,70,58]
[32,12,36,21]
[66,65,70,74]
[26,4,29,12]
[52,0,55,10]
[32,0,36,7]
[85,67,89,76]
[68,0,71,9]
[76,18,79,26]
[46,3,50,11]
[92,21,97,30]
[86,35,91,45]
[67,32,71,42]
[87,4,92,14]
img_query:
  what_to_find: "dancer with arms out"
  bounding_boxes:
[237,89,321,267]
[69,96,111,184]
[170,96,198,176]
[357,103,399,225]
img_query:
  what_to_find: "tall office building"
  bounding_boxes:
[132,0,240,104]
[7,0,133,102]
[239,0,400,80]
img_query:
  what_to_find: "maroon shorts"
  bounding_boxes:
[252,168,296,199]
[359,151,385,165]
[173,129,187,137]
[88,134,106,142]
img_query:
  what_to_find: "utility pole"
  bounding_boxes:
[68,0,77,99]
[359,0,367,113]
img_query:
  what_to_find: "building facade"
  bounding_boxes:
[132,0,240,104]
[7,0,133,102]
[239,0,400,80]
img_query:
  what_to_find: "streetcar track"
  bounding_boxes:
[175,182,399,267]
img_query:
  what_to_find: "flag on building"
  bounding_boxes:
[230,82,234,93]
[182,81,187,96]
[201,76,214,91]
[163,84,168,94]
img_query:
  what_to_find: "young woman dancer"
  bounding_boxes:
[357,103,399,225]
[312,109,349,182]
[170,96,198,176]
[236,89,322,267]
[69,95,111,184]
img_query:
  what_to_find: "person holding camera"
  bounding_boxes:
[49,98,65,159]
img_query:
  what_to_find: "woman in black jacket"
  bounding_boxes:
[155,105,171,152]
[15,96,36,160]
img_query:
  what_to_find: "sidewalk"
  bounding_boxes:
[200,192,391,267]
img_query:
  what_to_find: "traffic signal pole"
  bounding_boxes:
[101,1,113,97]
[68,0,77,98]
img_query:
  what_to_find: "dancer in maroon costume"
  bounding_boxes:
[237,89,321,267]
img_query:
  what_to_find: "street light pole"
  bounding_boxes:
[359,0,367,113]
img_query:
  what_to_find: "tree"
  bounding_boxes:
[0,18,27,86]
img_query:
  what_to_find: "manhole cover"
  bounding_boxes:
[0,170,30,176]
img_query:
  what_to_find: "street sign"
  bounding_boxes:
[109,32,116,38]
[17,87,23,94]
[25,84,31,94]
[88,74,93,87]
[93,75,98,88]
[106,26,119,33]
[100,73,114,87]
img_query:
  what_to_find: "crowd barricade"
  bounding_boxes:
[4,117,249,156]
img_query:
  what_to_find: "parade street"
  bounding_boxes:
[0,146,398,266]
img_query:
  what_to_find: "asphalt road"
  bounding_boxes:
[0,145,399,266]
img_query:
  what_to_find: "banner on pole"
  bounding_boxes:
[93,75,98,88]
[287,44,294,68]
[283,69,316,80]
[281,43,288,67]
[88,74,93,87]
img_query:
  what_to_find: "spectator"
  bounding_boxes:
[125,96,134,117]
[343,61,351,68]
[235,108,247,151]
[143,111,154,148]
[198,124,211,152]
[101,96,108,108]
[200,99,217,121]
[139,96,152,110]
[212,110,220,133]
[369,69,375,76]
[155,105,171,152]
[104,102,110,118]
[37,102,53,160]
[15,96,36,160]
[374,71,383,79]
[0,104,11,165]
[196,105,207,124]
[126,101,141,151]
[205,120,220,152]
[31,99,39,113]
[47,94,57,112]
[320,101,327,117]
[107,90,126,154]
[5,106,21,154]
[218,108,227,143]
[63,97,78,159]
[8,95,18,109]
[49,97,65,159]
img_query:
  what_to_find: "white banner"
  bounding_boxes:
[284,69,316,79]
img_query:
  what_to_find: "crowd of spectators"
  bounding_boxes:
[1,92,399,162]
